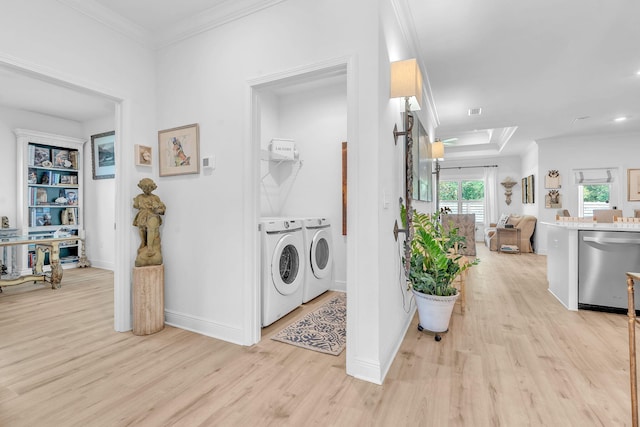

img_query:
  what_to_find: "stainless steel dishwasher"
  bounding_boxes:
[578,230,640,312]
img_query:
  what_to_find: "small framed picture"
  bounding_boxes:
[65,189,78,205]
[628,169,640,201]
[135,144,152,167]
[158,123,199,177]
[33,147,51,167]
[52,148,72,168]
[91,131,115,180]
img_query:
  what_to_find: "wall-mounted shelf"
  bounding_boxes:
[260,149,300,163]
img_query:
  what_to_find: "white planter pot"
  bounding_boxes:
[412,289,458,333]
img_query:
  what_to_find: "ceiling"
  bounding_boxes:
[406,0,640,159]
[2,0,639,159]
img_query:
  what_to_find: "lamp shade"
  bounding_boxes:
[430,140,444,160]
[390,58,423,110]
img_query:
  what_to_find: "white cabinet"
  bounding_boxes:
[15,129,88,271]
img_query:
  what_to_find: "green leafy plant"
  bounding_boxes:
[403,208,478,296]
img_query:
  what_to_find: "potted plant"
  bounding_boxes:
[404,209,477,334]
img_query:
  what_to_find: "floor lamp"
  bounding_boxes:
[390,58,423,274]
[431,139,444,213]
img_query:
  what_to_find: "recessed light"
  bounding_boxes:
[468,107,482,116]
[614,116,628,122]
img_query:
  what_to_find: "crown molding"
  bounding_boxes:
[56,0,154,49]
[154,0,287,49]
[56,0,286,50]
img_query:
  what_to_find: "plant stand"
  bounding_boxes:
[417,324,448,341]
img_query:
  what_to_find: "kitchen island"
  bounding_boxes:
[543,221,640,311]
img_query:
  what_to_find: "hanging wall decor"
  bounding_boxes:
[545,189,562,208]
[628,169,640,201]
[526,174,535,203]
[545,170,561,189]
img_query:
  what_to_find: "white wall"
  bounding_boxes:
[536,132,640,253]
[0,106,84,228]
[155,0,413,383]
[0,0,157,331]
[82,116,116,270]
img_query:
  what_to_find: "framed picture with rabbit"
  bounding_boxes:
[158,123,200,177]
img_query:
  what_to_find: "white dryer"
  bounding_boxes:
[259,218,305,327]
[301,218,334,303]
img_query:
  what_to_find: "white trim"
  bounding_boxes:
[155,0,287,49]
[88,260,115,271]
[380,305,416,381]
[57,0,154,48]
[349,357,383,385]
[113,101,132,332]
[244,82,261,346]
[56,0,287,50]
[0,52,125,103]
[165,309,245,346]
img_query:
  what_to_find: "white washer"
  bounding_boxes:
[301,218,334,303]
[259,218,305,327]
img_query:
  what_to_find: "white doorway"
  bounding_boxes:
[247,59,352,343]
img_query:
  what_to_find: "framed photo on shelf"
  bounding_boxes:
[158,123,199,177]
[65,189,78,205]
[33,147,51,167]
[135,144,152,167]
[628,169,640,201]
[52,148,72,168]
[91,131,115,180]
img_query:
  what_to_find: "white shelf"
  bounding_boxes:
[260,149,300,163]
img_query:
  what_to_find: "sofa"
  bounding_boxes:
[484,214,537,253]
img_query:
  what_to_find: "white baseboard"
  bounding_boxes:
[164,309,245,346]
[332,280,346,292]
[348,356,383,385]
[88,260,115,270]
[380,305,416,382]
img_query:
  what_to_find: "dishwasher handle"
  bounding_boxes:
[583,236,640,245]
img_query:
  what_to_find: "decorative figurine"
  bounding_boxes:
[1,216,8,229]
[133,178,166,267]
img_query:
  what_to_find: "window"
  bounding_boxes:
[579,184,611,217]
[573,167,617,218]
[439,180,485,224]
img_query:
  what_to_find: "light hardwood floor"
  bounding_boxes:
[0,246,634,426]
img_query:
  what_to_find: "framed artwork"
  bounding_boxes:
[135,144,152,167]
[342,141,347,236]
[158,123,200,177]
[522,177,527,203]
[33,146,51,167]
[628,169,640,201]
[527,174,535,204]
[52,148,72,168]
[91,131,115,179]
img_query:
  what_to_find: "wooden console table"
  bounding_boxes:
[0,235,88,291]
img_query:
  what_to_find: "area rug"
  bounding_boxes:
[271,293,346,356]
